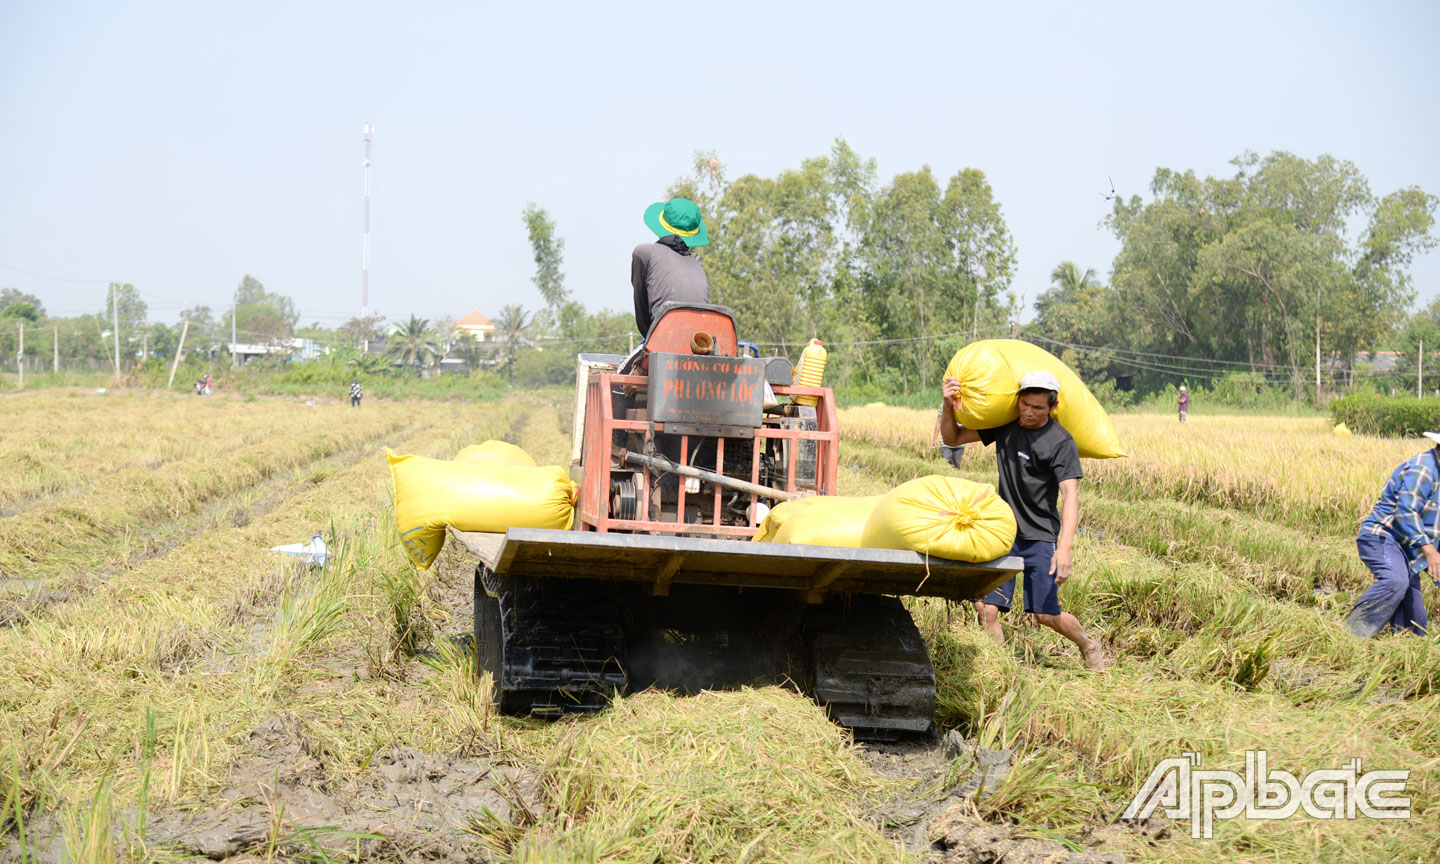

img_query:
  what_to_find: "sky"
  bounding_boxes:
[1,0,1437,332]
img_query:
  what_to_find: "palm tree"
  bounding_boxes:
[1049,261,1098,296]
[494,304,532,381]
[386,315,440,375]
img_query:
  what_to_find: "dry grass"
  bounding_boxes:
[3,394,1439,863]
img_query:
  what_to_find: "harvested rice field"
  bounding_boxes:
[1,388,1436,863]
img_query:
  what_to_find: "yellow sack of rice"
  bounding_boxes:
[860,475,1016,562]
[1333,422,1352,436]
[943,339,1124,459]
[752,495,881,546]
[454,439,537,467]
[387,448,576,569]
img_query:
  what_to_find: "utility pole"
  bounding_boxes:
[16,321,22,389]
[1315,310,1321,399]
[111,283,121,379]
[1419,340,1424,400]
[231,301,237,367]
[167,315,190,389]
[53,325,58,373]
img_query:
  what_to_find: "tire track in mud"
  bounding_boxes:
[0,412,434,628]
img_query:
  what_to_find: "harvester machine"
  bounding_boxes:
[452,303,1020,740]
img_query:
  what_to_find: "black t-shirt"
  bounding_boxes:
[978,419,1083,542]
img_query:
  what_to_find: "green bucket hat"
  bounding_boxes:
[643,197,709,247]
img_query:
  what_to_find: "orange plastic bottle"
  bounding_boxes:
[794,339,827,407]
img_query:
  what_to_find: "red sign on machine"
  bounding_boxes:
[649,353,765,428]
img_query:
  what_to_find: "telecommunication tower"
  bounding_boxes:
[362,122,373,320]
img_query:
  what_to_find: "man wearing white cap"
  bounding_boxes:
[1346,433,1440,637]
[940,369,1106,670]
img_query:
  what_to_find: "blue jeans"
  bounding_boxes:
[981,539,1061,615]
[1346,533,1428,637]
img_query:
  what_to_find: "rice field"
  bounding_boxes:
[0,388,1436,863]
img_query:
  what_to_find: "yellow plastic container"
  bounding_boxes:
[794,339,827,407]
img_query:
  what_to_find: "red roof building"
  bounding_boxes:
[455,310,496,342]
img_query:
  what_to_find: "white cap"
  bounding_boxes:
[1179,385,1187,391]
[1017,370,1061,394]
[1423,432,1440,446]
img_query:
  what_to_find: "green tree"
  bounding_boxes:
[385,315,440,375]
[104,283,147,332]
[1029,262,1117,380]
[493,304,532,382]
[224,275,298,347]
[1106,151,1436,394]
[522,204,569,325]
[339,313,387,350]
[0,289,45,321]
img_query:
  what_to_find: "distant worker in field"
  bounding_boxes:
[932,408,965,468]
[350,378,362,409]
[1345,433,1440,638]
[940,370,1106,671]
[1178,385,1189,423]
[632,197,709,336]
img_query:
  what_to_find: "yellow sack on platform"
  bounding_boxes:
[943,339,1125,459]
[454,440,537,468]
[753,495,881,547]
[860,476,1016,562]
[387,448,575,569]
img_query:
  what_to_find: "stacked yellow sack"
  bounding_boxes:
[753,495,881,546]
[860,476,1016,562]
[387,448,575,569]
[454,439,536,467]
[943,340,1125,459]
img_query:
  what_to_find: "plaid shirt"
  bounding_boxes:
[350,382,362,399]
[1360,448,1440,575]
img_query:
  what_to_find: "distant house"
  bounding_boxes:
[227,338,327,366]
[455,310,496,342]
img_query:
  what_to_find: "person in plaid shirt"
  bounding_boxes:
[349,378,362,408]
[1346,431,1440,637]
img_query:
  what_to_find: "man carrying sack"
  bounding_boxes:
[940,370,1106,671]
[632,197,709,336]
[1345,432,1440,637]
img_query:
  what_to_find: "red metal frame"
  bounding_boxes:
[578,370,839,537]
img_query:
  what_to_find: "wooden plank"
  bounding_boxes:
[446,527,504,568]
[803,561,849,604]
[652,554,685,597]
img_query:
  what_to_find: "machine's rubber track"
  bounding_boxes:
[475,567,628,718]
[805,594,936,741]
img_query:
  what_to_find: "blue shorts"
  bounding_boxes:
[980,538,1061,615]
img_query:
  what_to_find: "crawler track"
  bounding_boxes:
[805,594,936,741]
[476,567,629,717]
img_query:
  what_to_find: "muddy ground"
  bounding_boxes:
[8,547,1157,864]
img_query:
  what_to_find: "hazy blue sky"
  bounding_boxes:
[1,1,1436,331]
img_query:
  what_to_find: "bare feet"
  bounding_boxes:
[1082,638,1107,672]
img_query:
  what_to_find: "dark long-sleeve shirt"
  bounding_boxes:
[631,237,709,336]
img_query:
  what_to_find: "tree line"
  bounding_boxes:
[5,145,1433,402]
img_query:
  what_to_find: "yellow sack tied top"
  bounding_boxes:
[752,495,882,546]
[387,448,576,569]
[860,476,1016,563]
[454,439,537,467]
[943,339,1125,459]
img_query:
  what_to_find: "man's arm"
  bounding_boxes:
[939,378,982,446]
[632,250,651,336]
[1393,462,1440,573]
[1051,477,1079,584]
